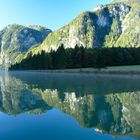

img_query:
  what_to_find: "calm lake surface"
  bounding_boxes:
[0,71,140,140]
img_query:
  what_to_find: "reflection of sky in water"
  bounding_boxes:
[0,72,139,140]
[0,109,136,140]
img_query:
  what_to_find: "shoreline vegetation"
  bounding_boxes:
[10,45,140,71]
[10,65,140,75]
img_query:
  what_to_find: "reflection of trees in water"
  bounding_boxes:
[0,73,140,137]
[10,72,140,95]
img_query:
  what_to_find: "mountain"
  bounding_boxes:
[1,1,140,69]
[29,1,140,55]
[0,24,52,69]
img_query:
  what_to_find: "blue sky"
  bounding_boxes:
[0,0,110,31]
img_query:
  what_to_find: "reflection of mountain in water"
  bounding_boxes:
[0,73,51,115]
[0,72,140,137]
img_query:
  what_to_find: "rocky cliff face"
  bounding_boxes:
[30,2,140,55]
[0,24,52,69]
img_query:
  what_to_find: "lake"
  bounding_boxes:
[0,71,140,140]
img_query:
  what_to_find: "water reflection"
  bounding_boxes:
[0,72,140,139]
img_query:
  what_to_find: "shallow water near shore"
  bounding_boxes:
[0,71,139,140]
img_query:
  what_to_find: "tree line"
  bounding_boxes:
[10,44,140,70]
